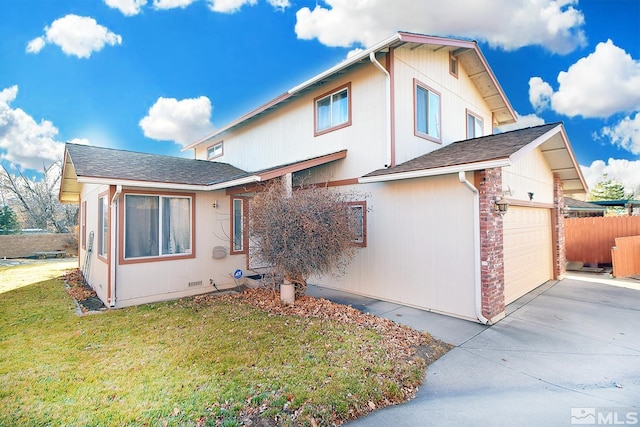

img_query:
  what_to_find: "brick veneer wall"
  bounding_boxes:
[476,168,506,321]
[0,233,78,259]
[553,174,566,278]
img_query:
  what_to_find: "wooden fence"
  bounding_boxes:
[565,216,640,265]
[611,235,640,277]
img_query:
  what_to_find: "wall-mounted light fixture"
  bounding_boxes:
[528,192,534,201]
[494,197,509,215]
[212,200,219,209]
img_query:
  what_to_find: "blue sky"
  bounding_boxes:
[1,0,639,194]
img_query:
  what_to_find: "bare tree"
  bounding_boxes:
[250,180,364,301]
[0,161,77,233]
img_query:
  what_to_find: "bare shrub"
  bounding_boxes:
[250,180,364,299]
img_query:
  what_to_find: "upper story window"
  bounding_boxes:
[314,83,351,135]
[449,52,458,78]
[122,192,194,261]
[207,142,223,160]
[414,79,441,142]
[467,111,484,138]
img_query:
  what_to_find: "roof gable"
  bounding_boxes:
[360,123,587,194]
[183,31,516,151]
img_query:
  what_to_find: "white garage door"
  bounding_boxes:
[503,206,553,304]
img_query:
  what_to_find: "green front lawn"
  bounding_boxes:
[0,265,449,426]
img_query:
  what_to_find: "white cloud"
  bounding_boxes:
[0,86,77,170]
[294,0,586,54]
[267,0,290,11]
[26,37,46,54]
[206,0,256,13]
[529,40,640,118]
[26,14,122,59]
[105,0,147,16]
[139,96,215,146]
[528,77,553,112]
[581,158,640,196]
[152,0,198,9]
[601,113,640,155]
[496,112,546,132]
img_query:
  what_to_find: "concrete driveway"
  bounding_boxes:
[308,276,640,426]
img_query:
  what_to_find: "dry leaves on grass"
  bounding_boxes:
[62,269,97,304]
[197,288,452,409]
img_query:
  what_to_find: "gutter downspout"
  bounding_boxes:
[458,171,490,324]
[109,185,122,307]
[369,52,394,168]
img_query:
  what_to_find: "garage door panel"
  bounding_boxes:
[503,207,553,304]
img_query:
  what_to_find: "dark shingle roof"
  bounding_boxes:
[564,197,606,210]
[363,123,559,178]
[66,143,248,186]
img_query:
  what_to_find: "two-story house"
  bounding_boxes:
[60,32,587,323]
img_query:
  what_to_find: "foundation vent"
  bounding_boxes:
[188,280,203,287]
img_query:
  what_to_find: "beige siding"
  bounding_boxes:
[113,190,247,307]
[79,183,110,304]
[503,206,553,304]
[392,45,493,165]
[315,174,477,320]
[502,147,554,204]
[195,64,389,180]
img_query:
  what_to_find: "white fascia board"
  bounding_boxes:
[207,175,260,190]
[76,176,211,191]
[76,175,261,192]
[288,33,401,95]
[509,124,562,164]
[358,159,510,184]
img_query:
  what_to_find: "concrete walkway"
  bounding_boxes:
[307,277,640,426]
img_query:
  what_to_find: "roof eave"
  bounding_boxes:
[359,158,511,184]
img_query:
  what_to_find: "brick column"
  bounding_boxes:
[476,168,506,321]
[553,174,566,278]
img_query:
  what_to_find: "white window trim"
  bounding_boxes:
[207,141,223,160]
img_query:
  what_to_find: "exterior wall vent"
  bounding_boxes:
[188,280,203,287]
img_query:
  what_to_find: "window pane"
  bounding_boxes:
[474,116,483,137]
[125,195,159,258]
[208,143,222,159]
[233,199,243,252]
[416,86,427,134]
[98,197,108,256]
[162,197,191,255]
[316,97,331,131]
[350,205,364,243]
[428,91,440,138]
[332,89,348,126]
